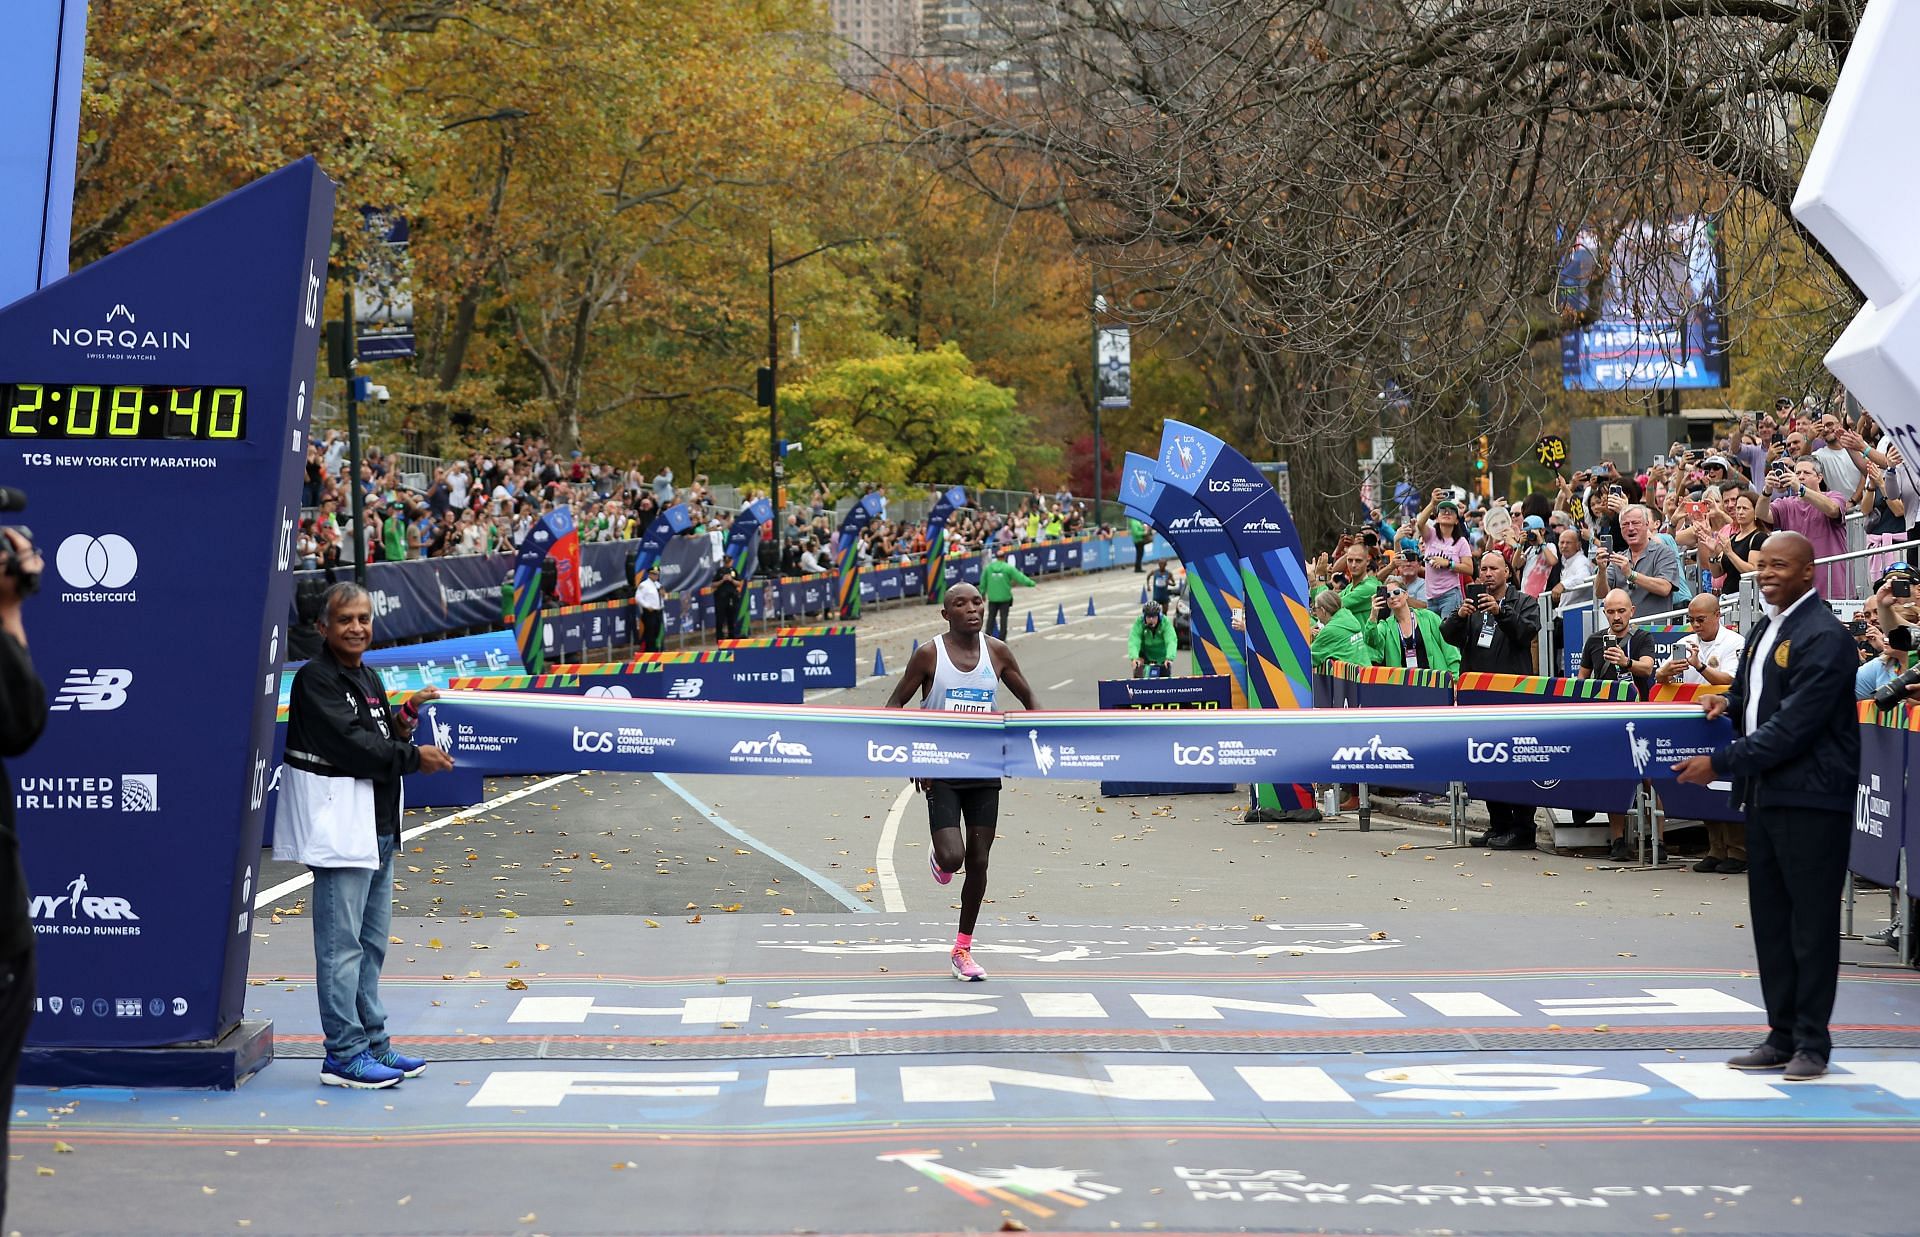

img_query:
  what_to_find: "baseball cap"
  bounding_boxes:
[1523,515,1546,531]
[1702,455,1733,470]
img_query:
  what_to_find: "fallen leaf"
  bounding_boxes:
[505,978,528,991]
[52,1141,73,1154]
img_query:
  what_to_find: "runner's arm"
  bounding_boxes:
[991,639,1039,710]
[883,643,936,708]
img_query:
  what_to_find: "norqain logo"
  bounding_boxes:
[52,305,191,356]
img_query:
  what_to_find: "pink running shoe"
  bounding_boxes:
[950,947,986,982]
[928,841,953,885]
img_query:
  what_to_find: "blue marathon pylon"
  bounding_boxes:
[1139,584,1148,604]
[873,646,887,677]
[1087,596,1097,617]
[1025,611,1036,633]
[1055,603,1067,626]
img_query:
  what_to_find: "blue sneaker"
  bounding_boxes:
[320,1049,404,1089]
[372,1047,427,1078]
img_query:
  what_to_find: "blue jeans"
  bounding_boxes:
[310,834,396,1061]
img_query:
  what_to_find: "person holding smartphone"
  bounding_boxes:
[1765,458,1847,597]
[1412,490,1473,619]
[1442,552,1542,849]
[1364,577,1459,673]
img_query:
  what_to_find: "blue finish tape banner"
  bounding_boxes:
[1851,704,1910,887]
[423,693,1727,786]
[430,693,1005,779]
[4,161,334,1048]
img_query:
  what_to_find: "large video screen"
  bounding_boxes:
[1558,215,1728,391]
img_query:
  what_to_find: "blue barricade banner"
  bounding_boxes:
[757,627,859,689]
[1351,664,1454,709]
[1098,676,1235,796]
[1852,701,1910,887]
[539,600,631,664]
[420,691,1727,785]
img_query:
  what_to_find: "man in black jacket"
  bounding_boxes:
[0,528,45,1225]
[280,583,453,1088]
[1675,532,1859,1081]
[1442,551,1543,849]
[712,564,743,642]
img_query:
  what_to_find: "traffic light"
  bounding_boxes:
[1472,434,1490,473]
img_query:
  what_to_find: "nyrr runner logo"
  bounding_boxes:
[15,774,157,813]
[729,731,813,766]
[878,1150,1118,1218]
[51,668,132,712]
[1166,512,1223,533]
[1329,735,1414,772]
[1239,516,1287,536]
[30,874,141,936]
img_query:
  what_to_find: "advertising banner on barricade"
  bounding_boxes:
[427,692,1005,779]
[1456,672,1643,812]
[1351,664,1454,709]
[753,626,858,688]
[538,599,631,664]
[1647,683,1743,823]
[1852,701,1911,887]
[1319,659,1364,708]
[1097,676,1236,796]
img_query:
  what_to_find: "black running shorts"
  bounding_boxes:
[926,779,1000,834]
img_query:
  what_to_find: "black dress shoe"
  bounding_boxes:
[1726,1044,1793,1071]
[1469,832,1495,847]
[1783,1051,1828,1081]
[1717,859,1748,874]
[1692,856,1722,873]
[1608,839,1630,862]
[1489,834,1536,850]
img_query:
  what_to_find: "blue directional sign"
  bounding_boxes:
[0,160,335,1049]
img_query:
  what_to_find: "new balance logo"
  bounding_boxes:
[52,669,132,712]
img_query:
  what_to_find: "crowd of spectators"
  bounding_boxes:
[295,429,1110,582]
[1300,395,1914,862]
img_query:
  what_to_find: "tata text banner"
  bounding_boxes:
[4,161,334,1048]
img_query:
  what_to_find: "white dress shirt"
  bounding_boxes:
[636,578,662,611]
[1743,589,1815,735]
[1670,626,1745,685]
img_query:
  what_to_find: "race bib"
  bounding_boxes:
[943,686,996,713]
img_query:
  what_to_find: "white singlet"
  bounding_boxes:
[923,633,1000,712]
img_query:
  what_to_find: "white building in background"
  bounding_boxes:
[827,0,924,75]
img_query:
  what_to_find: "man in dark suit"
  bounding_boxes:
[1442,551,1543,849]
[1675,531,1858,1081]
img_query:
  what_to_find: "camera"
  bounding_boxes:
[1849,620,1870,637]
[1873,666,1920,709]
[0,488,36,597]
[1895,579,1913,599]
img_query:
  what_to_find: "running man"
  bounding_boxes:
[884,582,1038,981]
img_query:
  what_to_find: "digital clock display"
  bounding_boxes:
[1,383,247,441]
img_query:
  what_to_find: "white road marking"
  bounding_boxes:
[655,773,874,913]
[877,782,916,912]
[254,770,584,909]
[1047,678,1074,690]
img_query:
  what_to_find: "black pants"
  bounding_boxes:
[714,603,740,642]
[0,947,33,1227]
[1747,806,1851,1060]
[1485,800,1537,843]
[1133,541,1146,571]
[640,607,663,652]
[986,601,1011,641]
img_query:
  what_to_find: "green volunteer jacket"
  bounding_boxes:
[1365,608,1461,675]
[1311,608,1375,671]
[981,558,1035,603]
[1129,518,1151,545]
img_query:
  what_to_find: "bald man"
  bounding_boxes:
[1675,531,1859,1081]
